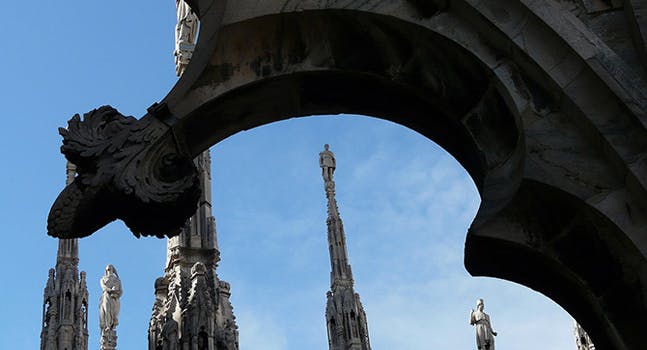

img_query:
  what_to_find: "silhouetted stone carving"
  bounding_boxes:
[47,106,200,238]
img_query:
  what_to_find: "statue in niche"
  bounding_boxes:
[99,264,122,331]
[319,144,336,181]
[470,298,497,350]
[175,0,199,76]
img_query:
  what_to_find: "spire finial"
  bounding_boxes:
[319,144,336,182]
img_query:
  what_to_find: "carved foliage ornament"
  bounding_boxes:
[47,106,200,239]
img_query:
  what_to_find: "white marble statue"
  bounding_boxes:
[175,0,199,76]
[319,144,336,181]
[470,299,497,350]
[99,264,122,331]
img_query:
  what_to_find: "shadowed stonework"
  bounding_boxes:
[48,1,647,348]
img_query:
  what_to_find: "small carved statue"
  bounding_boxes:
[99,264,123,331]
[319,144,336,181]
[175,0,199,76]
[470,299,497,350]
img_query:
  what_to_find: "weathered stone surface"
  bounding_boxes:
[47,106,200,238]
[51,1,647,348]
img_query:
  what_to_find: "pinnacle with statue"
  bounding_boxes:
[319,144,372,350]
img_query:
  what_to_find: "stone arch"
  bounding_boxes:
[467,179,647,349]
[163,5,646,349]
[170,8,527,232]
[50,1,647,349]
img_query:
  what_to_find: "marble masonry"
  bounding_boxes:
[46,1,647,348]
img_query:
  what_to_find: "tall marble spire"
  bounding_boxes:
[40,162,89,350]
[148,151,238,350]
[320,144,371,350]
[148,4,238,349]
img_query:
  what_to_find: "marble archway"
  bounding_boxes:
[48,2,647,348]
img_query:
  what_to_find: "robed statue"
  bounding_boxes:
[470,298,497,350]
[99,264,122,331]
[319,144,336,181]
[175,0,199,76]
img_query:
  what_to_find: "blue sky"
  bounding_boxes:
[0,2,575,349]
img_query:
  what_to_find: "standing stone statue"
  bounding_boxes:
[319,144,336,181]
[470,299,497,350]
[175,0,199,76]
[100,265,122,350]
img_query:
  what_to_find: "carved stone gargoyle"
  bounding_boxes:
[46,0,227,239]
[47,106,200,238]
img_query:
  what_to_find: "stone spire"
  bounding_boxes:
[575,321,596,350]
[41,162,89,350]
[148,151,238,350]
[148,7,238,347]
[319,145,371,350]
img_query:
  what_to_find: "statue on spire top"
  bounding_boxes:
[319,144,336,181]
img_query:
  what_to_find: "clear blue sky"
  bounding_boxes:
[0,2,576,349]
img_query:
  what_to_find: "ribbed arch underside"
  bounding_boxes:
[162,4,647,349]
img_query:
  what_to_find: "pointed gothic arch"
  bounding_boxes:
[49,2,647,349]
